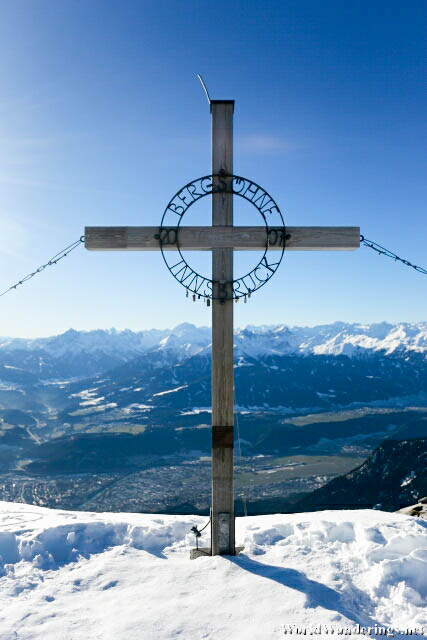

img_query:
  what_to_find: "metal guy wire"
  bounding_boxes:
[360,235,427,275]
[0,236,85,298]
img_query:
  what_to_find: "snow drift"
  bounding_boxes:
[0,502,426,639]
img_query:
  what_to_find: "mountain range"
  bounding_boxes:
[1,321,426,380]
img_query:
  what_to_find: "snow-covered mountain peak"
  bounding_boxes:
[156,325,211,358]
[307,322,427,356]
[234,324,296,357]
[172,322,199,335]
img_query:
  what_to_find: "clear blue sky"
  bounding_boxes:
[0,0,426,337]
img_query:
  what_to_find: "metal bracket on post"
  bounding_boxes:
[218,512,231,554]
[212,425,234,448]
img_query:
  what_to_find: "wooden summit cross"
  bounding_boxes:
[85,97,359,556]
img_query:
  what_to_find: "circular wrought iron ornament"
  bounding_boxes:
[159,174,286,300]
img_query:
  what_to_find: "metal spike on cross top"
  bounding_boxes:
[85,78,360,557]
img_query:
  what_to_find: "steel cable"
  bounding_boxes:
[0,237,85,298]
[360,235,427,275]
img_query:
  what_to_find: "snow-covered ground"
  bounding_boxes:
[0,502,426,639]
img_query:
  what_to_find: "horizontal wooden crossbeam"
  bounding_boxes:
[85,226,360,251]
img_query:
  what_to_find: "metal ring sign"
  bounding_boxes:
[159,175,286,300]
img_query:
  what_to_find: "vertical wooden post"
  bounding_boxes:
[211,100,235,555]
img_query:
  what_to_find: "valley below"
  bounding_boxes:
[0,403,425,515]
[0,322,426,514]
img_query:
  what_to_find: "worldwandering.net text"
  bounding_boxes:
[283,624,426,637]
